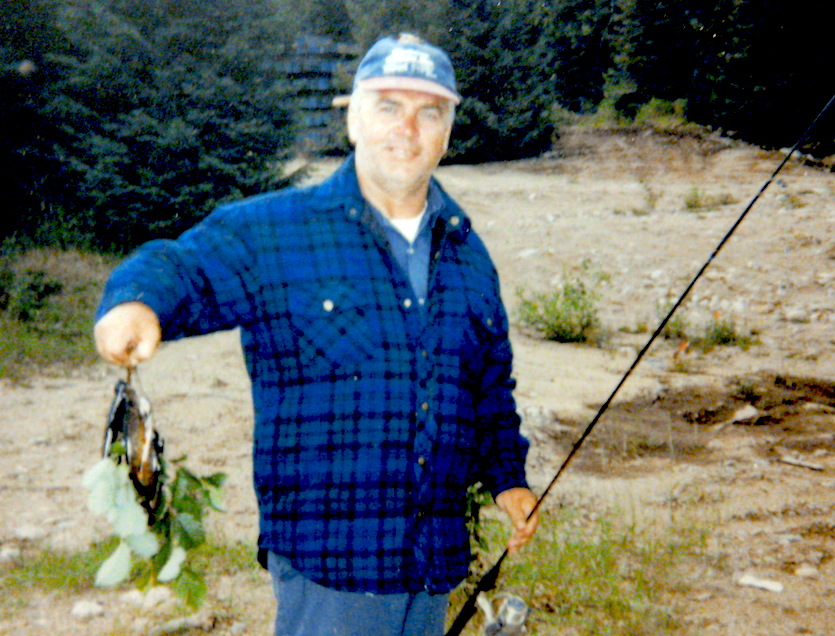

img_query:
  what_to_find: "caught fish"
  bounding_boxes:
[103,370,165,524]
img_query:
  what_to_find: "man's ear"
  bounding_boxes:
[346,101,359,145]
[441,126,451,154]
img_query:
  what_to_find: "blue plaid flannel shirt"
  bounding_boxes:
[96,155,529,594]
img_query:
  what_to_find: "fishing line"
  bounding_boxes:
[445,92,835,636]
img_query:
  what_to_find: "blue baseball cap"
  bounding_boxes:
[333,34,461,107]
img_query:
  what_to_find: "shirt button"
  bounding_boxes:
[418,457,426,466]
[323,299,334,312]
[433,251,440,261]
[403,298,412,309]
[486,318,493,326]
[349,207,359,218]
[421,402,429,412]
[450,215,460,227]
[422,350,428,358]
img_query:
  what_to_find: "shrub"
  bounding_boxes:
[516,274,600,344]
[696,314,756,351]
[8,0,297,252]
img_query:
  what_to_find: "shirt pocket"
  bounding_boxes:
[286,280,383,371]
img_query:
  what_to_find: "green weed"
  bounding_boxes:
[0,247,117,379]
[662,311,690,341]
[684,188,738,212]
[0,538,120,600]
[516,266,602,344]
[695,315,757,351]
[449,508,707,636]
[0,536,260,622]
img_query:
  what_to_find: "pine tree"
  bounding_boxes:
[38,0,297,251]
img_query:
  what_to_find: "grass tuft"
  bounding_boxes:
[449,508,707,635]
[0,246,117,380]
[516,264,603,344]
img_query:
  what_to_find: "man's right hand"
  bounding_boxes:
[94,302,161,367]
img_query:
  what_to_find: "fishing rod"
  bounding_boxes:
[446,93,835,636]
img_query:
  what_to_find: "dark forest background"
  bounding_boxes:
[2,0,831,252]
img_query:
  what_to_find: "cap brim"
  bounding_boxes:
[360,76,461,104]
[331,77,462,108]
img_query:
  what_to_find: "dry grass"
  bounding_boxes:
[0,247,117,380]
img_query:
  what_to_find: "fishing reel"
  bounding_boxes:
[476,592,528,636]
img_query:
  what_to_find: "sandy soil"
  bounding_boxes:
[2,128,835,635]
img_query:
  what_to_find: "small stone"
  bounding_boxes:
[794,564,819,578]
[149,612,214,636]
[120,589,145,607]
[783,306,810,323]
[0,545,22,564]
[71,599,105,619]
[15,525,48,541]
[229,621,248,635]
[774,534,803,546]
[736,573,784,593]
[730,405,760,424]
[142,585,173,611]
[215,575,234,601]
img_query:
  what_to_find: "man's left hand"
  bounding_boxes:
[494,488,539,555]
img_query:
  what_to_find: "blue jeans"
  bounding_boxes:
[268,552,450,636]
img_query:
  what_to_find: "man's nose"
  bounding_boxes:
[396,112,419,138]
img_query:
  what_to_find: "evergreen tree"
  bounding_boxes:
[440,0,558,162]
[1,0,76,243]
[36,0,296,251]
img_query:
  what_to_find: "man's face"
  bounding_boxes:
[348,88,454,197]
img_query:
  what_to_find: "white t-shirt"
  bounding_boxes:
[388,204,428,244]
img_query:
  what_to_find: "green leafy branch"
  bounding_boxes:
[82,455,226,608]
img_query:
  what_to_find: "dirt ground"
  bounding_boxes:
[2,128,835,635]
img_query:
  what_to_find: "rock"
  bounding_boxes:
[229,622,248,635]
[120,589,146,607]
[774,533,803,546]
[802,401,835,414]
[794,564,819,578]
[14,524,48,541]
[149,612,214,636]
[730,404,760,425]
[0,545,22,564]
[736,573,784,593]
[71,599,105,619]
[215,575,234,602]
[142,585,174,611]
[782,306,810,323]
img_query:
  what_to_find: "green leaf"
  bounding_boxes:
[125,529,160,559]
[173,512,205,550]
[202,472,227,489]
[157,546,187,583]
[172,568,208,609]
[206,485,225,513]
[82,459,120,516]
[171,469,205,518]
[95,541,132,587]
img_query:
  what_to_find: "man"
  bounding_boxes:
[94,33,538,636]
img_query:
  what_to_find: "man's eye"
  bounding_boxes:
[420,108,443,121]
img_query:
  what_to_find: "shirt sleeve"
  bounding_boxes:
[96,203,258,340]
[472,278,530,498]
